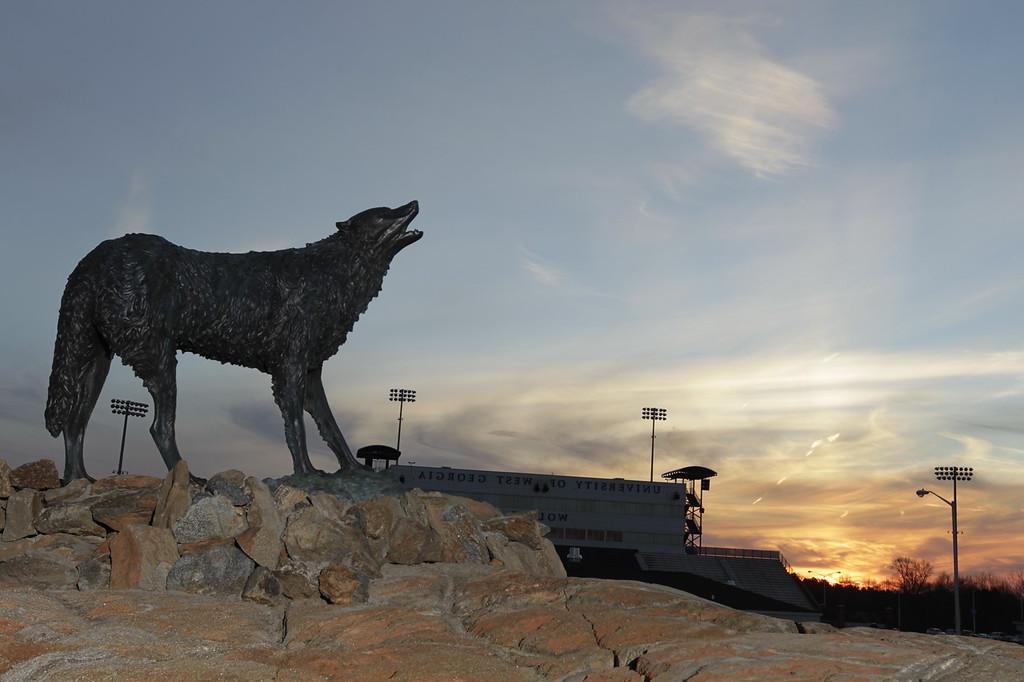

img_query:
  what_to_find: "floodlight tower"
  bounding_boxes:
[641,407,667,482]
[388,388,416,452]
[110,398,149,475]
[916,465,974,635]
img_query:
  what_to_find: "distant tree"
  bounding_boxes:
[889,556,933,595]
[1008,569,1024,621]
[964,571,1003,591]
[933,571,953,590]
[984,571,1008,592]
[837,573,858,588]
[1009,569,1024,594]
[879,577,899,592]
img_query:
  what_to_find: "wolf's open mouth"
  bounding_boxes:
[384,201,421,251]
[385,201,419,249]
[393,228,423,248]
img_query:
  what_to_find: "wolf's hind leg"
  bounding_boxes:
[140,344,185,475]
[61,347,112,482]
[304,366,362,471]
[273,363,321,475]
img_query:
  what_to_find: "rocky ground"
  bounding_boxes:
[2,460,1023,680]
[2,564,1024,681]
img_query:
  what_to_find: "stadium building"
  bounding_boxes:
[376,456,819,621]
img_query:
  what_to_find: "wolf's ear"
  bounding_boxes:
[335,219,350,231]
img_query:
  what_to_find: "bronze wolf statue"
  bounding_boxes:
[45,201,422,482]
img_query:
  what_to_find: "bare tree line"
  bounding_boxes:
[799,557,1024,632]
[884,556,1024,601]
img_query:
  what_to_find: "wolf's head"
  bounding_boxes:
[335,201,422,259]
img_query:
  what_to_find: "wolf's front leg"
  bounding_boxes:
[304,366,363,471]
[273,363,321,476]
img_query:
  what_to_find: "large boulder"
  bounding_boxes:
[416,493,490,565]
[235,477,283,569]
[2,488,41,541]
[353,494,403,540]
[206,470,251,506]
[0,532,101,563]
[0,536,35,562]
[282,504,375,571]
[0,533,103,589]
[385,516,443,565]
[483,511,547,550]
[91,474,163,494]
[271,484,309,514]
[172,495,247,544]
[484,532,567,578]
[10,459,60,491]
[0,550,79,588]
[349,494,403,563]
[319,563,370,605]
[273,558,324,599]
[90,486,160,531]
[152,460,191,529]
[109,524,179,590]
[35,502,106,537]
[166,542,255,597]
[43,478,91,505]
[308,492,351,524]
[77,555,112,591]
[242,565,283,604]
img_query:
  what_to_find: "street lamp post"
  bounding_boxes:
[388,388,416,452]
[641,407,667,482]
[806,570,840,610]
[110,399,148,475]
[917,465,974,635]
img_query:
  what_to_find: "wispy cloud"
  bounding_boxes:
[618,11,835,177]
[521,249,566,287]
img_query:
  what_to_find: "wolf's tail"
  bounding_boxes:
[45,275,101,437]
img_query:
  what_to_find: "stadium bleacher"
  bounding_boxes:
[637,550,819,613]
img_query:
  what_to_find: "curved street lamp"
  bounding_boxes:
[806,570,841,609]
[917,465,974,635]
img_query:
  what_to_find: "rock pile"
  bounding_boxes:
[0,458,564,606]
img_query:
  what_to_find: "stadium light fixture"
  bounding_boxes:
[388,388,416,452]
[916,465,974,635]
[110,398,149,475]
[641,407,667,482]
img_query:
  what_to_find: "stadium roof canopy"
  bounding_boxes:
[661,465,718,481]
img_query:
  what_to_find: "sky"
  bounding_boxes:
[2,1,1023,584]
